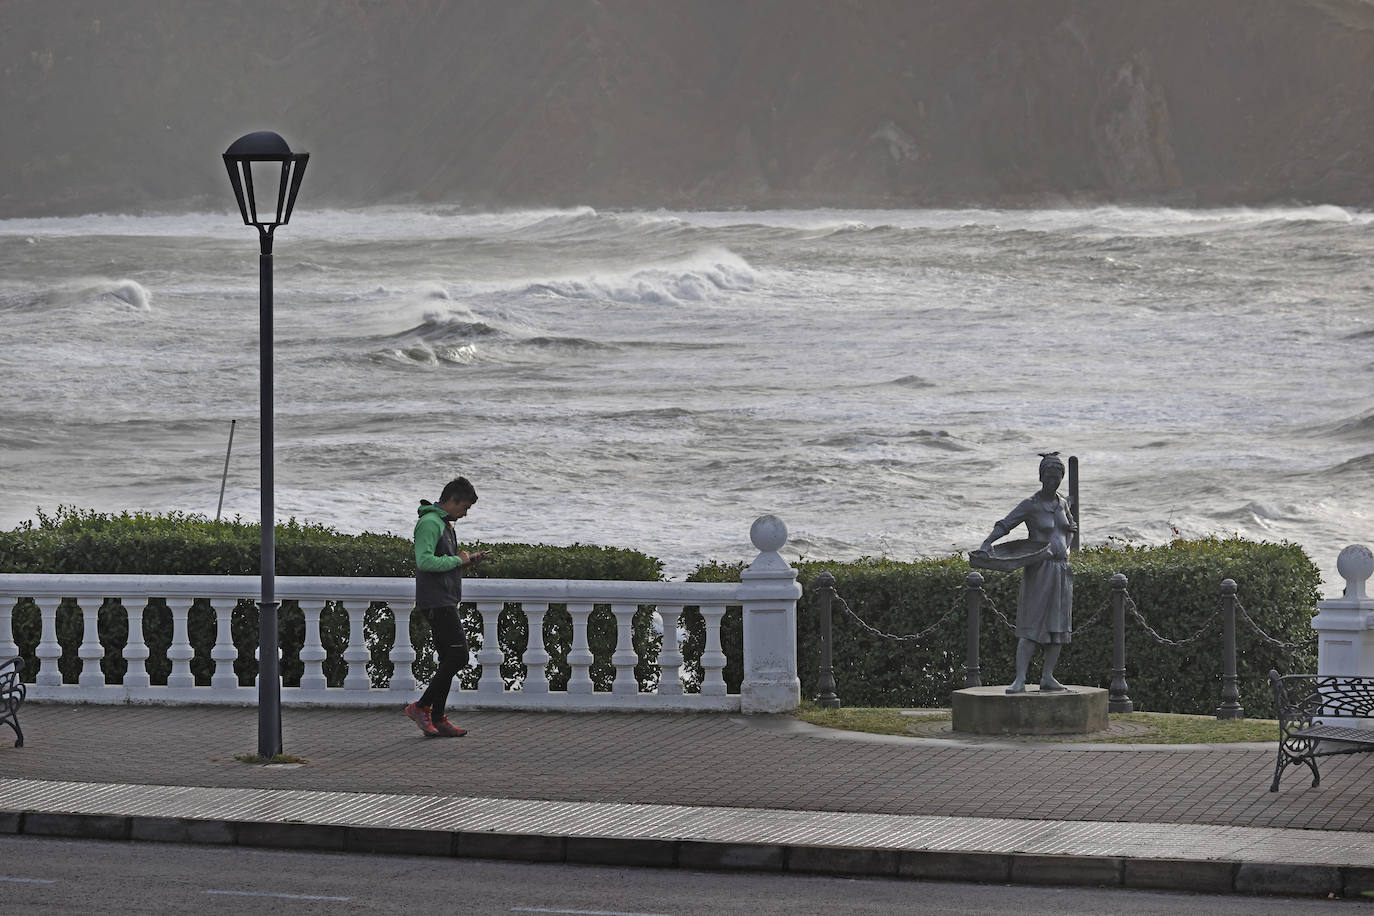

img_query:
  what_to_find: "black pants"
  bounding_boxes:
[417,606,469,720]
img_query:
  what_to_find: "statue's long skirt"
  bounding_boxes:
[1016,558,1073,644]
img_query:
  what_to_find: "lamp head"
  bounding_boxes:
[223,131,309,240]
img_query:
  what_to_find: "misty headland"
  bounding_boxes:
[5,0,1374,217]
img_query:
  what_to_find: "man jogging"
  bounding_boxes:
[404,476,489,737]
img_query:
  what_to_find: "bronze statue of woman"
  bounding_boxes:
[980,452,1077,693]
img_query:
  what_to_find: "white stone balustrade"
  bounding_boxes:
[0,517,802,713]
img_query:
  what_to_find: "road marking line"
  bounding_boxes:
[511,908,670,916]
[0,876,58,885]
[205,889,351,901]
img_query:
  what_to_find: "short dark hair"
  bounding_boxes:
[440,476,478,505]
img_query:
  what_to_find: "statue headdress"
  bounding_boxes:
[1037,451,1064,473]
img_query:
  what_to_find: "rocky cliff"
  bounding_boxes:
[4,0,1374,215]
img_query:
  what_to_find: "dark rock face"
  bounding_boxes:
[4,0,1373,216]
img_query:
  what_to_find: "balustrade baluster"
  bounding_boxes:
[521,603,550,694]
[77,598,105,687]
[656,605,684,696]
[475,601,505,694]
[566,603,594,694]
[610,604,640,695]
[209,600,240,690]
[390,605,418,693]
[699,604,727,696]
[342,600,371,690]
[34,597,63,686]
[122,598,151,690]
[165,599,195,689]
[299,600,328,691]
[0,598,18,658]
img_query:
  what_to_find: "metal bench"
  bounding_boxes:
[1,656,25,747]
[1269,669,1374,791]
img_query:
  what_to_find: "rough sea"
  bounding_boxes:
[1,206,1369,589]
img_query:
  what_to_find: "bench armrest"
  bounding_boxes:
[0,655,24,712]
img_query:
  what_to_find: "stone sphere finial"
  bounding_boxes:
[750,515,788,554]
[1337,545,1373,600]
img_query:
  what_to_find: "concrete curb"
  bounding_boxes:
[732,714,1277,751]
[4,809,1371,899]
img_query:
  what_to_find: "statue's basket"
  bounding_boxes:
[970,539,1051,572]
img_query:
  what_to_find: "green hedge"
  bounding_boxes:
[2,511,1323,714]
[689,538,1321,716]
[1,508,665,691]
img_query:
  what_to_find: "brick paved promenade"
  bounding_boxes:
[3,703,1374,897]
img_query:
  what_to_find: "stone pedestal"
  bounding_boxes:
[1315,546,1374,678]
[951,685,1109,735]
[1312,545,1374,729]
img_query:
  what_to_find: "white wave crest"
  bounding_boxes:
[369,341,481,367]
[526,249,755,306]
[109,279,151,310]
[417,282,452,301]
[42,278,154,312]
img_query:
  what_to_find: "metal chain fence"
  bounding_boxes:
[831,590,965,643]
[1068,597,1108,637]
[981,593,1106,638]
[1234,599,1318,651]
[1125,594,1217,647]
[983,593,1016,633]
[828,583,1312,654]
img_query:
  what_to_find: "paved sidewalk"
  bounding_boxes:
[3,703,1373,898]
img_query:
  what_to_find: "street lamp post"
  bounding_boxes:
[223,131,309,759]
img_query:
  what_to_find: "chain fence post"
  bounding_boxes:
[1108,573,1133,712]
[1216,578,1244,720]
[964,571,983,688]
[813,571,841,708]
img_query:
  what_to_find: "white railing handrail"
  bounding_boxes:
[0,574,747,606]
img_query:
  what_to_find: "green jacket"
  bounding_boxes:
[414,502,463,608]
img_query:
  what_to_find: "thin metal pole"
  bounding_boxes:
[1108,573,1133,712]
[1068,455,1080,554]
[1216,578,1244,720]
[964,571,983,688]
[257,233,282,758]
[216,419,236,522]
[813,572,840,708]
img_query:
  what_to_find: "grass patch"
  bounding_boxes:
[1104,712,1276,744]
[797,703,951,737]
[795,701,1277,744]
[233,753,308,765]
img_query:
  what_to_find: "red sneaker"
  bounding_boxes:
[404,701,438,737]
[433,715,467,738]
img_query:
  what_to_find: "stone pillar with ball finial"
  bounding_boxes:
[1314,545,1374,680]
[739,515,803,713]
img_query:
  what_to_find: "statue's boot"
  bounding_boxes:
[1039,643,1066,691]
[1006,638,1035,694]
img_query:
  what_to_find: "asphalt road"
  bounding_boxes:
[1,836,1368,915]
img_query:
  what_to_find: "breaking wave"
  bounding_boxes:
[524,250,755,306]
